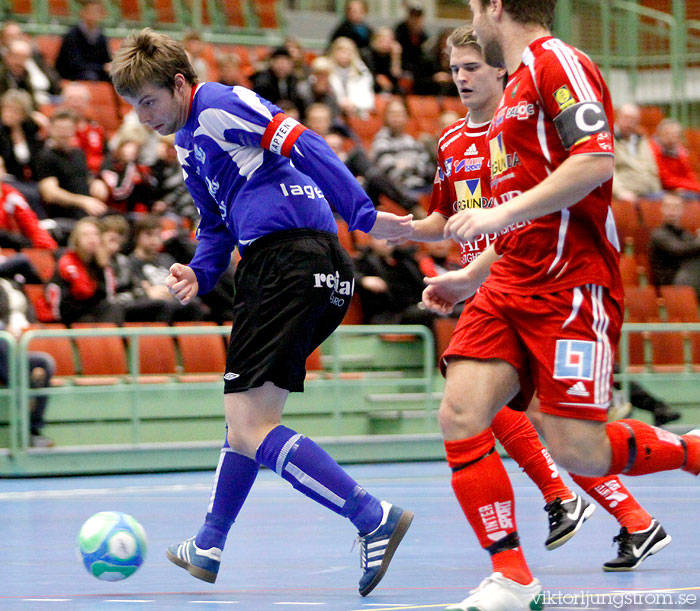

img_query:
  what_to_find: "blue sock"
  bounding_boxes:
[255,425,383,534]
[195,432,259,550]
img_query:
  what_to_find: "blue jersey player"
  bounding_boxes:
[110,29,414,596]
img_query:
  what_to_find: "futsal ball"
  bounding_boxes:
[77,511,147,581]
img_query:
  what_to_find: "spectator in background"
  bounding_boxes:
[284,35,311,81]
[296,56,342,120]
[35,109,108,221]
[361,28,403,94]
[649,192,700,294]
[327,37,374,116]
[394,1,428,81]
[413,29,453,96]
[0,89,45,213]
[0,178,56,250]
[328,0,373,52]
[216,52,250,89]
[613,103,662,204]
[0,276,56,447]
[354,235,434,326]
[101,213,188,323]
[128,215,206,322]
[0,22,62,106]
[0,38,41,108]
[52,216,123,325]
[650,118,700,197]
[55,0,111,81]
[251,46,306,112]
[95,127,159,216]
[183,30,213,82]
[60,81,107,177]
[370,98,433,197]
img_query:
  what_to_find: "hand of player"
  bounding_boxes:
[166,263,199,304]
[369,211,413,241]
[443,206,509,243]
[421,268,478,315]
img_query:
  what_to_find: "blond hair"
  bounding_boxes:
[110,28,197,98]
[445,25,481,55]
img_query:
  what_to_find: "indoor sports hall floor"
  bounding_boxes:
[1,461,698,611]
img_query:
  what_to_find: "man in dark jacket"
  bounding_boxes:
[55,0,111,81]
[650,192,700,293]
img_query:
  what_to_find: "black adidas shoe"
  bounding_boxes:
[544,493,596,550]
[602,519,672,571]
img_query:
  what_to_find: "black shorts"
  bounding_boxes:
[224,229,354,393]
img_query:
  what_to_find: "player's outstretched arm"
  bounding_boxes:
[166,263,199,305]
[387,213,447,246]
[368,210,413,241]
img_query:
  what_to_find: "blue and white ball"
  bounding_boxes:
[77,511,147,581]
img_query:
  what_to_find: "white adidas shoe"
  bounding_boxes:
[445,572,543,611]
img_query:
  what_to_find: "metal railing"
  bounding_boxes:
[8,324,434,453]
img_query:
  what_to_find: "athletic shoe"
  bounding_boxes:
[357,500,413,596]
[166,536,221,583]
[544,493,596,550]
[602,519,671,571]
[445,572,543,611]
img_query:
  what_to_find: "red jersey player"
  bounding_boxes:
[407,23,672,576]
[419,2,700,610]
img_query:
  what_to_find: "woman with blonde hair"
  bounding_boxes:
[52,217,124,325]
[327,36,374,116]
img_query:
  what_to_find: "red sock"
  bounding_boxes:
[568,473,652,532]
[681,432,700,475]
[606,419,688,476]
[492,409,572,504]
[445,429,533,586]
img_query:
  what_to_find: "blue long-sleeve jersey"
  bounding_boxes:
[174,82,378,294]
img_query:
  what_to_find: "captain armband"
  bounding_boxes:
[553,101,611,150]
[261,113,308,157]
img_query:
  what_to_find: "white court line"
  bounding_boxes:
[105,600,154,603]
[190,602,240,605]
[22,599,72,603]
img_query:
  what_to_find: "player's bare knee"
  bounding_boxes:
[226,427,256,459]
[544,422,610,476]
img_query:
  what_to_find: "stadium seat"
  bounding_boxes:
[336,218,355,256]
[72,323,128,384]
[23,283,56,323]
[434,317,458,364]
[26,324,75,382]
[22,248,56,283]
[611,198,641,246]
[175,322,226,382]
[406,95,441,120]
[624,285,660,369]
[341,293,365,325]
[619,254,640,287]
[660,285,700,322]
[123,322,178,383]
[638,199,663,229]
[660,285,700,369]
[681,200,700,233]
[80,81,122,135]
[440,96,465,116]
[346,113,383,151]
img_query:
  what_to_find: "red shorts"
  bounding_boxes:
[442,284,623,422]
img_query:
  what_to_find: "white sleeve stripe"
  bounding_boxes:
[549,41,596,102]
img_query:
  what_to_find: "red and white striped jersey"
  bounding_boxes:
[485,36,621,299]
[429,115,495,267]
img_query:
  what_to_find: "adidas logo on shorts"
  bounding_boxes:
[566,381,589,397]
